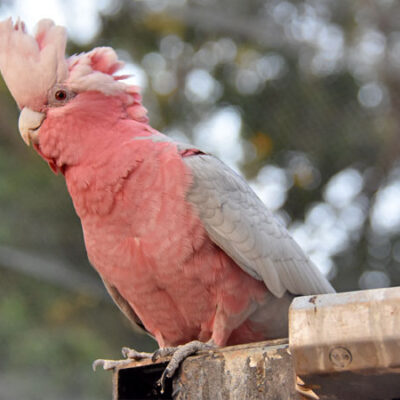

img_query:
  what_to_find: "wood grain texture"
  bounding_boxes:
[290,286,400,400]
[113,339,300,400]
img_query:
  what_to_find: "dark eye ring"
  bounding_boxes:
[55,90,67,101]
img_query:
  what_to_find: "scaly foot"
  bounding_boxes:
[92,347,153,371]
[93,340,216,393]
[155,340,216,392]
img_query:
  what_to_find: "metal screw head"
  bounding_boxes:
[329,347,352,369]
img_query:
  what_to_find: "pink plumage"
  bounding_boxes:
[0,19,334,352]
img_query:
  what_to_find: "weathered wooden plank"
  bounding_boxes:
[289,286,400,400]
[174,339,299,400]
[113,339,300,400]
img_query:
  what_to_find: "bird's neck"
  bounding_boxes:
[63,140,142,218]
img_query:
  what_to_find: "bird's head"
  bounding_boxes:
[0,18,148,173]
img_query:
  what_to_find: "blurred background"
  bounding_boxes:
[1,0,400,398]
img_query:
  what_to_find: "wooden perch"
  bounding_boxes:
[290,286,400,400]
[113,339,298,400]
[111,286,400,400]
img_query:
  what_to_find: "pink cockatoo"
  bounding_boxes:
[0,18,334,387]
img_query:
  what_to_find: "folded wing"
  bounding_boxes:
[184,154,335,298]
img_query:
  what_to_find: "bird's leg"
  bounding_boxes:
[93,340,216,394]
[92,346,154,371]
[154,339,216,393]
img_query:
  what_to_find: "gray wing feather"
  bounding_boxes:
[184,154,335,298]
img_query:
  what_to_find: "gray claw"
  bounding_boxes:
[121,347,130,358]
[152,347,173,362]
[92,359,103,371]
[157,369,168,394]
[121,347,154,360]
[156,340,216,392]
[92,358,134,371]
[152,351,160,363]
[92,358,114,371]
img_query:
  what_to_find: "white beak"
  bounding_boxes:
[18,107,45,146]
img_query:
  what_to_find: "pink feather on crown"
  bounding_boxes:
[0,18,147,121]
[0,18,68,110]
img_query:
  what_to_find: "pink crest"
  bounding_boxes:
[0,18,145,118]
[66,47,133,95]
[0,18,68,110]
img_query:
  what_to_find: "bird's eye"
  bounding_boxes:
[55,90,67,101]
[48,86,76,107]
